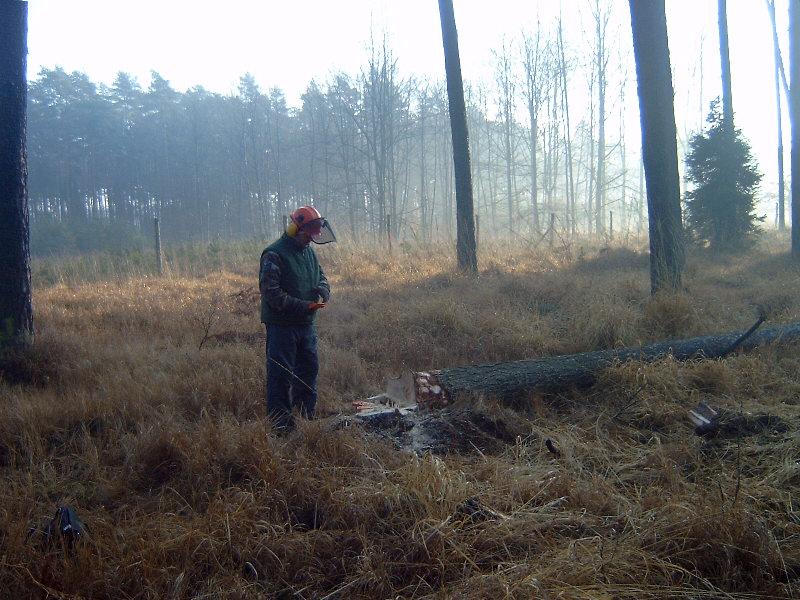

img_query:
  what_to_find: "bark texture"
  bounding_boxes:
[438,0,478,273]
[628,0,685,293]
[0,1,32,348]
[436,321,800,399]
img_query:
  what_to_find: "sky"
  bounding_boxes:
[26,0,791,219]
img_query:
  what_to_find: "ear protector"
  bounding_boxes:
[286,220,299,237]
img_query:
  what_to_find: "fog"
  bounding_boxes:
[24,0,792,252]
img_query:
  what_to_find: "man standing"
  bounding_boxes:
[259,206,335,431]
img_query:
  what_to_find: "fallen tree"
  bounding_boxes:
[363,319,800,410]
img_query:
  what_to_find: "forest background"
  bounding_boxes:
[24,0,793,255]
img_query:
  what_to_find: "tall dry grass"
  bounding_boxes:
[0,236,798,598]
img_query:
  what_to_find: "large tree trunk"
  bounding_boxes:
[628,0,685,294]
[382,321,800,408]
[0,0,32,349]
[438,0,478,273]
[718,0,735,131]
[792,0,800,258]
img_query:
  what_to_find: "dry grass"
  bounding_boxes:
[1,236,799,598]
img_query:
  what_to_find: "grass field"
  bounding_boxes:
[1,236,799,598]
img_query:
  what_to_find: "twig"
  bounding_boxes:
[611,383,646,420]
[733,396,744,507]
[720,314,767,358]
[198,292,222,350]
[11,563,87,600]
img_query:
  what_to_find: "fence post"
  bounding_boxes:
[609,211,614,241]
[387,214,392,253]
[154,217,163,275]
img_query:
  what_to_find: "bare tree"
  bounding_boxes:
[494,40,517,235]
[629,0,685,293]
[521,29,548,233]
[438,0,477,272]
[767,0,787,230]
[0,0,32,348]
[792,0,800,258]
[557,16,577,237]
[592,0,611,235]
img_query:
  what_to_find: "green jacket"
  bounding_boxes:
[259,234,330,326]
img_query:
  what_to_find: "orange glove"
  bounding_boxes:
[308,302,326,312]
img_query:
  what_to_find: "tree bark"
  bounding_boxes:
[422,321,800,401]
[791,0,800,258]
[0,0,32,349]
[438,0,477,273]
[629,0,685,293]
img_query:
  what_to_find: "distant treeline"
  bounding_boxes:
[28,43,642,254]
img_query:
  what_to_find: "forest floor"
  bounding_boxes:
[1,235,799,599]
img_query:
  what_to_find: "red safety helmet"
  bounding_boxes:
[287,206,336,244]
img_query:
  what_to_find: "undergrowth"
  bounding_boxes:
[0,236,798,598]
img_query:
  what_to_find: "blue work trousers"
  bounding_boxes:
[266,323,318,430]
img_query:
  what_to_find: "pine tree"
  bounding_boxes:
[685,101,763,251]
[0,0,33,349]
[438,0,478,273]
[629,0,685,293]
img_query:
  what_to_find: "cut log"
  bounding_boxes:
[379,321,800,408]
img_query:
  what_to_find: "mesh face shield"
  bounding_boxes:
[303,218,337,244]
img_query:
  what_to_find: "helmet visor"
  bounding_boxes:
[303,218,336,244]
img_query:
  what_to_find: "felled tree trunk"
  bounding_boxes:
[402,321,800,407]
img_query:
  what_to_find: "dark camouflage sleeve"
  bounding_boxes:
[259,251,311,315]
[317,265,330,302]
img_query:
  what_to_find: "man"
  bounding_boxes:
[259,206,335,431]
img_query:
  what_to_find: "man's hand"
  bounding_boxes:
[308,302,326,312]
[315,286,330,303]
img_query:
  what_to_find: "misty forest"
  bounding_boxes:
[1,0,800,598]
[26,8,677,253]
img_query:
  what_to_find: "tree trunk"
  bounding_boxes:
[587,78,596,235]
[637,157,644,237]
[558,19,576,238]
[0,0,32,349]
[718,0,735,131]
[792,0,800,258]
[767,0,786,230]
[629,0,685,293]
[438,0,477,273]
[406,321,800,404]
[530,105,539,233]
[595,5,607,235]
[419,93,429,242]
